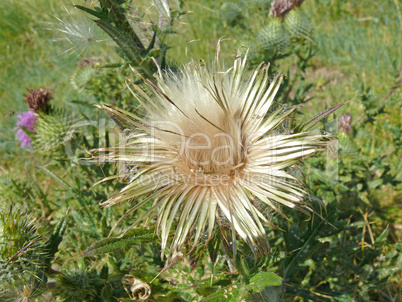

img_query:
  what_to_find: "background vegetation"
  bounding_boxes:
[0,0,400,301]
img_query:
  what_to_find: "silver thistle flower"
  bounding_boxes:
[43,4,108,58]
[92,44,342,260]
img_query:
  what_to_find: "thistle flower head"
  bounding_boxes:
[338,113,352,133]
[24,88,52,113]
[15,111,37,148]
[251,0,273,11]
[44,5,107,58]
[270,0,305,18]
[337,113,358,157]
[93,45,339,260]
[270,0,294,18]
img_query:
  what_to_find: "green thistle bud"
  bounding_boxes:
[55,270,105,301]
[70,65,98,94]
[338,131,359,157]
[33,112,77,154]
[284,7,312,38]
[257,18,290,53]
[0,209,46,301]
[219,2,243,25]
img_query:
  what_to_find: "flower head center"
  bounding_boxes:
[174,125,245,186]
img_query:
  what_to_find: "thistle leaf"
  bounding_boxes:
[43,216,68,268]
[83,227,157,256]
[74,5,109,21]
[94,19,141,63]
[207,230,221,267]
[101,104,136,131]
[248,272,283,292]
[36,165,71,191]
[25,169,46,201]
[234,255,251,280]
[293,103,344,133]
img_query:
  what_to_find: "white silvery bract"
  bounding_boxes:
[152,0,171,19]
[92,44,335,261]
[43,4,108,57]
[152,0,182,30]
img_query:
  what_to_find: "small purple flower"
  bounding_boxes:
[15,111,37,148]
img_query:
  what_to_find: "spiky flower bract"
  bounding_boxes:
[92,45,338,261]
[284,7,312,39]
[33,111,77,154]
[257,18,290,54]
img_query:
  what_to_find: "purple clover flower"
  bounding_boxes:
[15,111,37,148]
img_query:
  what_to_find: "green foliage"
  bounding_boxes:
[248,272,283,292]
[0,175,34,209]
[83,227,158,256]
[75,0,185,78]
[55,270,105,302]
[70,62,134,106]
[43,216,68,268]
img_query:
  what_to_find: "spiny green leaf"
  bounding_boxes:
[74,5,109,21]
[36,166,71,191]
[94,19,141,63]
[83,227,157,256]
[208,229,221,267]
[25,169,46,201]
[248,272,283,292]
[43,216,68,267]
[374,228,389,244]
[293,103,344,133]
[234,255,251,280]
